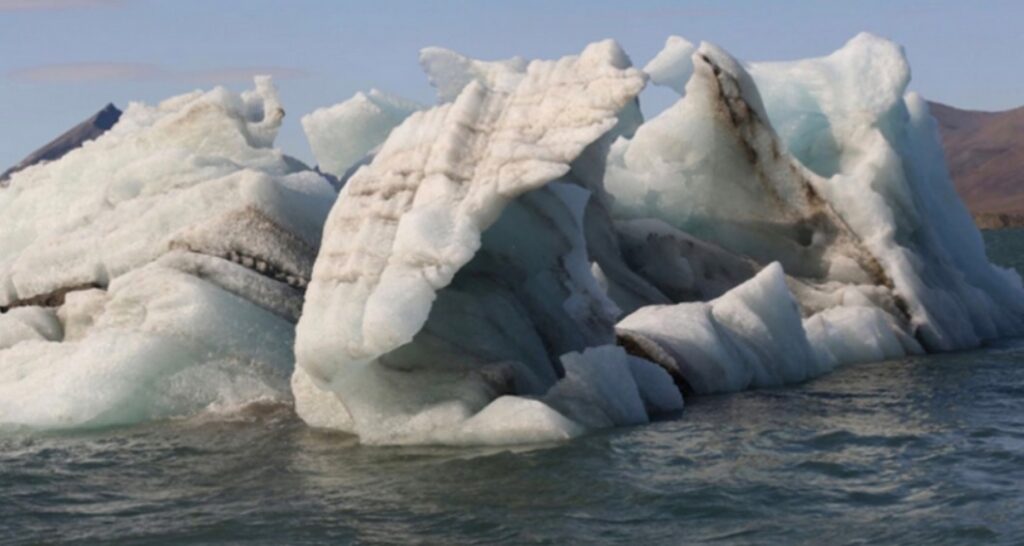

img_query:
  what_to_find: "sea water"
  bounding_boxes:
[3,231,1024,545]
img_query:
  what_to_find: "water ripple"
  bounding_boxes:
[4,343,1024,544]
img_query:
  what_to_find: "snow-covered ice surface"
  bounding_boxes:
[2,34,1022,445]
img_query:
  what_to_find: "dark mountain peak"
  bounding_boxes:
[95,103,122,129]
[1,103,123,186]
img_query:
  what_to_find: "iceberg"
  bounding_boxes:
[2,33,1021,444]
[293,34,1024,444]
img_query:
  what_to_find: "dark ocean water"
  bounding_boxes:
[2,230,1024,545]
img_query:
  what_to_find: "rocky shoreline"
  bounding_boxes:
[975,213,1024,230]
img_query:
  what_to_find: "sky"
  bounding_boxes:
[1,0,1023,168]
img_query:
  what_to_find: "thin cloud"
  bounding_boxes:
[7,62,309,84]
[8,63,161,83]
[0,0,124,11]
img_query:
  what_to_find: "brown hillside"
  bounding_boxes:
[928,100,1024,215]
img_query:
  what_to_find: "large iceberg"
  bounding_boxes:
[292,34,1024,444]
[2,33,1021,445]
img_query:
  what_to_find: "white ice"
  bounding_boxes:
[643,35,695,95]
[748,33,1024,350]
[419,47,528,103]
[617,263,826,393]
[293,40,671,444]
[301,89,420,180]
[3,33,1020,445]
[0,78,336,430]
[607,33,1024,363]
[0,76,335,309]
[0,261,295,429]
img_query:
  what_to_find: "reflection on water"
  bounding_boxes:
[4,344,1024,544]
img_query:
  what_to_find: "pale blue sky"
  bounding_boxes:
[1,0,1022,168]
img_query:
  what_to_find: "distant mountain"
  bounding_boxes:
[928,101,1024,219]
[0,103,121,186]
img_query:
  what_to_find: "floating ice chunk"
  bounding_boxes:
[419,47,528,102]
[544,346,650,429]
[643,35,695,95]
[617,263,827,394]
[295,40,647,443]
[3,32,1017,443]
[0,264,295,430]
[804,305,923,366]
[301,89,421,180]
